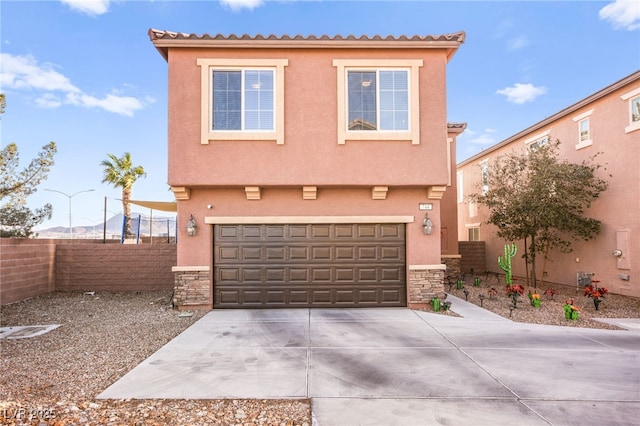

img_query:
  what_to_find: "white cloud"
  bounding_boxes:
[0,53,80,93]
[34,94,63,109]
[599,0,640,30]
[220,0,264,12]
[469,133,497,146]
[0,53,145,117]
[60,0,111,16]
[507,35,529,51]
[496,83,547,104]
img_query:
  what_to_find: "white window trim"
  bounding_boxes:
[457,171,464,203]
[465,223,481,241]
[572,109,594,150]
[197,58,289,145]
[333,59,423,145]
[479,159,489,195]
[621,87,640,134]
[524,130,551,149]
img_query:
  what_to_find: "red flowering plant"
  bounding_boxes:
[543,288,557,300]
[506,283,525,305]
[584,285,608,311]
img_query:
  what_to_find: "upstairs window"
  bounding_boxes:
[212,70,274,131]
[572,109,593,149]
[197,59,288,145]
[524,130,550,151]
[347,70,408,131]
[333,59,423,145]
[621,87,640,134]
[480,160,489,195]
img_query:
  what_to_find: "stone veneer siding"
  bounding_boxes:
[407,265,446,309]
[173,262,457,311]
[172,267,211,310]
[441,255,462,280]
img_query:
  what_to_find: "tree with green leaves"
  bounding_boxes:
[100,152,146,237]
[468,139,609,288]
[0,94,57,237]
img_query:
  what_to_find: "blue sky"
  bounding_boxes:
[1,0,639,230]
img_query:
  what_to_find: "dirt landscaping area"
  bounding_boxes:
[0,291,310,426]
[1,282,638,425]
[442,274,640,329]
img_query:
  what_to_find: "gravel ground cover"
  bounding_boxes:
[0,291,310,426]
[1,283,638,425]
[443,274,640,329]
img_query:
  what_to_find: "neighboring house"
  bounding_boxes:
[457,71,640,298]
[148,29,465,309]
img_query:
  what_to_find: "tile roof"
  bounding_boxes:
[148,29,465,60]
[148,29,465,43]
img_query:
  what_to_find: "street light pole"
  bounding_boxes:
[44,189,95,238]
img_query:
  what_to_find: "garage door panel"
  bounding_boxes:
[266,247,286,260]
[290,246,309,260]
[265,225,285,238]
[242,247,262,260]
[219,247,239,260]
[335,224,354,238]
[219,268,239,282]
[214,223,406,308]
[311,246,332,260]
[311,290,332,303]
[242,226,262,238]
[312,268,332,281]
[290,268,309,281]
[356,224,377,238]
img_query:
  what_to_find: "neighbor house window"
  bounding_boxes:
[467,226,480,241]
[333,59,423,144]
[524,130,550,151]
[480,160,489,195]
[621,87,640,134]
[468,201,478,218]
[572,109,593,150]
[457,171,464,203]
[197,59,288,144]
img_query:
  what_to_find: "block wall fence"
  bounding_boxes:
[1,239,176,306]
[2,239,484,307]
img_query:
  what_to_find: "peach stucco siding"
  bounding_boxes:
[457,71,640,298]
[166,48,450,187]
[151,30,465,308]
[178,187,435,268]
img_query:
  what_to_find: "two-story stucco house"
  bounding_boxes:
[457,70,640,299]
[148,29,466,310]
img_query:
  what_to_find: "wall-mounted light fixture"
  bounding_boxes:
[612,249,623,257]
[186,214,197,236]
[423,213,433,235]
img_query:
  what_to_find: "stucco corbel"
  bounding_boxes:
[372,186,389,200]
[171,186,191,201]
[303,186,317,200]
[426,186,447,200]
[245,186,261,200]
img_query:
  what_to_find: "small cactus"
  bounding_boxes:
[498,243,517,286]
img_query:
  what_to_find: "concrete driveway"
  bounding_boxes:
[99,295,640,425]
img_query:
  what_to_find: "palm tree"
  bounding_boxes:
[100,152,146,237]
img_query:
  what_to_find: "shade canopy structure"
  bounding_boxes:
[125,199,177,212]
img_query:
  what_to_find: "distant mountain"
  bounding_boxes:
[35,212,177,239]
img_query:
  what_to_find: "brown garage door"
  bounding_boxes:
[213,223,406,308]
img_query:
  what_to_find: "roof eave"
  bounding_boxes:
[148,29,465,59]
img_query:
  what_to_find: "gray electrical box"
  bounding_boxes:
[577,272,593,287]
